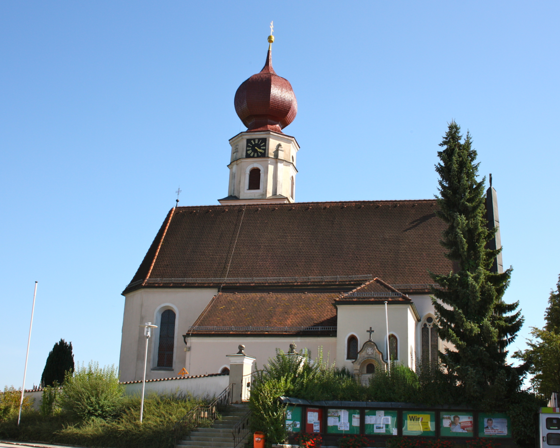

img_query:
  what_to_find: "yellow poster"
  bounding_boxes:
[407,414,432,432]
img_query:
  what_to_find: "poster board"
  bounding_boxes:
[478,413,511,437]
[441,413,474,437]
[364,410,398,435]
[326,409,361,434]
[306,408,323,434]
[285,406,302,433]
[402,411,436,436]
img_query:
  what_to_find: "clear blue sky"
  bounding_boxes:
[1,1,559,389]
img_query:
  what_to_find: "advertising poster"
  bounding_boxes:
[478,413,510,437]
[402,411,436,436]
[326,409,360,434]
[364,410,398,435]
[285,406,302,433]
[441,413,474,437]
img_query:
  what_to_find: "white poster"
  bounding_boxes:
[338,422,350,431]
[340,410,349,423]
[352,414,360,427]
[383,416,391,425]
[286,410,292,419]
[308,412,318,423]
[365,415,376,425]
[328,417,339,426]
[313,421,321,432]
[374,424,386,433]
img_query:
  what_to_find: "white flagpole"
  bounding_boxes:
[385,300,390,373]
[18,281,38,426]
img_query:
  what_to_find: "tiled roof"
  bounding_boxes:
[125,200,451,293]
[335,278,411,304]
[188,290,339,335]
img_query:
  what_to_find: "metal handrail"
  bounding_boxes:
[232,409,251,448]
[173,385,231,440]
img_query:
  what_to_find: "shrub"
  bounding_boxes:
[40,382,61,417]
[59,362,124,421]
[0,386,32,423]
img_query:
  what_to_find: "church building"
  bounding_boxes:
[118,32,501,384]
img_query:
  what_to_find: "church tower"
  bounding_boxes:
[219,29,299,205]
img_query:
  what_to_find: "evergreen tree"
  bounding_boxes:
[514,275,560,398]
[430,122,525,407]
[41,339,74,387]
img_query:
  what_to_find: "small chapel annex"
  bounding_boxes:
[118,32,502,384]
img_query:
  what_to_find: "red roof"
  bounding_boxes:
[125,200,451,294]
[188,290,339,335]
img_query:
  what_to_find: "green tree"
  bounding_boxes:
[41,339,75,387]
[514,275,560,398]
[59,362,124,421]
[430,122,525,407]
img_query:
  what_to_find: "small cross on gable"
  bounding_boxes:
[367,326,374,341]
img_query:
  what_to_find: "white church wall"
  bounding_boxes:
[335,304,413,371]
[185,336,336,376]
[407,307,418,368]
[119,287,218,383]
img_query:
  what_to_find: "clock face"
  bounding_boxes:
[246,138,267,158]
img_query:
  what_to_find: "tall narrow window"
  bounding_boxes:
[290,176,295,199]
[347,335,358,360]
[248,168,260,190]
[421,316,438,368]
[157,310,175,368]
[389,334,398,360]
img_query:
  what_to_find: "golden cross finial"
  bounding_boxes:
[268,21,275,46]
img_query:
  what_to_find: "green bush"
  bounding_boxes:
[0,386,32,423]
[40,382,61,417]
[0,392,203,448]
[59,362,124,421]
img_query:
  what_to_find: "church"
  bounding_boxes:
[118,31,502,384]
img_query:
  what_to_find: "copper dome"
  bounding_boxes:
[234,47,297,133]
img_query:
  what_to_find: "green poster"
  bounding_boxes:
[326,409,360,434]
[402,411,436,436]
[364,410,398,435]
[478,413,510,437]
[441,413,474,437]
[285,406,302,433]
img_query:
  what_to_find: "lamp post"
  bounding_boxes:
[139,322,157,423]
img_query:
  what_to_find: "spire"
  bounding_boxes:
[261,21,275,74]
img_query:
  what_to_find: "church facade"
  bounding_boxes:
[118,33,500,383]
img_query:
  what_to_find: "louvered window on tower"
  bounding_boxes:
[347,335,358,360]
[248,168,260,190]
[157,310,176,368]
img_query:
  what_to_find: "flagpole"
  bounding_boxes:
[18,281,38,426]
[385,300,390,373]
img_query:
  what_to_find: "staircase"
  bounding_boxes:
[176,404,250,448]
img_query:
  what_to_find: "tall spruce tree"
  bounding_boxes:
[41,339,75,387]
[430,122,525,407]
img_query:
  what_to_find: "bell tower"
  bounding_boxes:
[219,27,299,205]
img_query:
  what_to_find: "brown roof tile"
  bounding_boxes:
[188,290,339,335]
[126,200,450,293]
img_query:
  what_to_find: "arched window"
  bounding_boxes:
[366,363,375,374]
[157,310,175,368]
[248,168,260,190]
[220,367,230,375]
[389,334,398,361]
[421,316,438,368]
[290,176,295,199]
[347,335,358,360]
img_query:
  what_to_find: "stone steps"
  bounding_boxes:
[176,404,250,448]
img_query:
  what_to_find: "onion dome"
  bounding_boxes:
[234,36,297,133]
